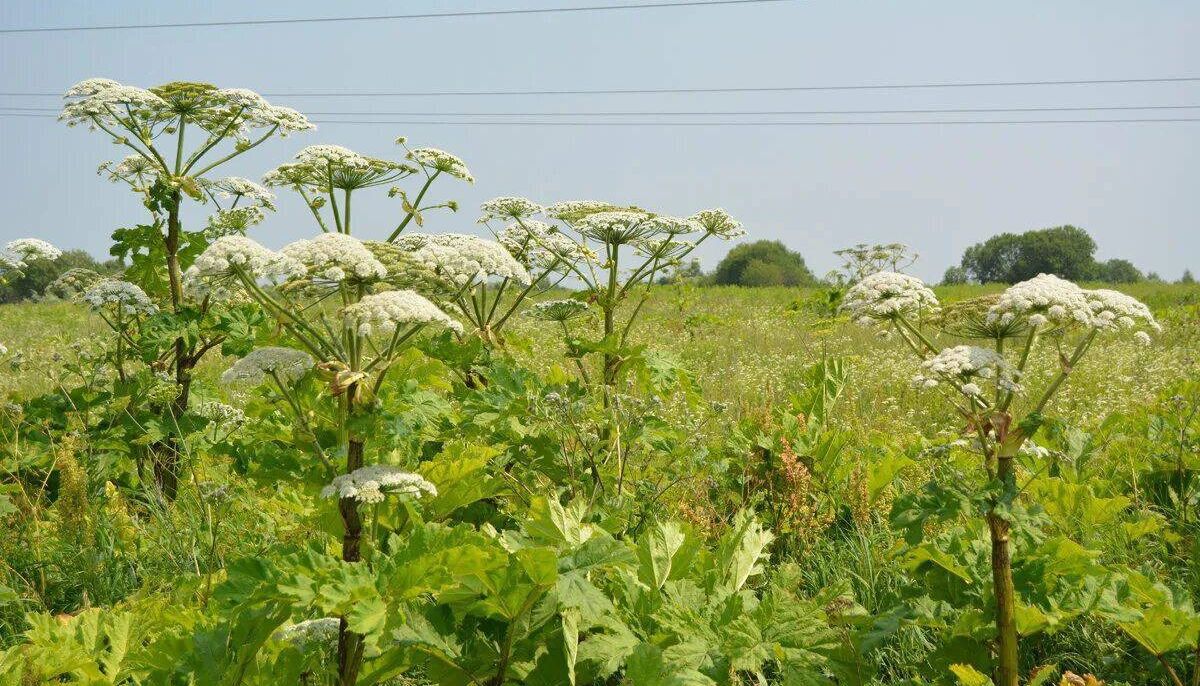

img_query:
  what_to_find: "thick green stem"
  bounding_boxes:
[989,448,1020,686]
[336,392,366,685]
[386,171,440,242]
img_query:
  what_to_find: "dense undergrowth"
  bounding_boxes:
[0,76,1198,686]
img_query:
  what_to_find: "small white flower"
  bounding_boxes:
[281,233,388,284]
[82,279,158,316]
[526,299,590,322]
[988,274,1093,329]
[915,345,1022,398]
[406,147,472,183]
[841,271,939,324]
[190,236,305,281]
[320,465,437,504]
[193,401,246,431]
[498,220,594,270]
[689,208,746,239]
[544,200,619,222]
[342,289,463,337]
[394,233,530,286]
[220,347,314,386]
[1085,288,1161,337]
[274,618,340,648]
[479,196,543,222]
[5,238,61,265]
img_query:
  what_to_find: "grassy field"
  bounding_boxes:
[1,281,1198,684]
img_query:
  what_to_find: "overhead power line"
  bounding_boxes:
[6,104,1200,116]
[3,111,1198,126]
[2,76,1200,98]
[0,0,789,34]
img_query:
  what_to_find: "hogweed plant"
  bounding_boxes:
[192,137,475,684]
[0,239,62,288]
[61,77,312,497]
[479,199,746,386]
[845,271,1161,686]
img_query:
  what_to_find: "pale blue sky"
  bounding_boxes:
[0,1,1196,281]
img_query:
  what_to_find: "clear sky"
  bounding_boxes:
[0,0,1196,282]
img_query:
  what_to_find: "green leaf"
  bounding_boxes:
[949,663,994,686]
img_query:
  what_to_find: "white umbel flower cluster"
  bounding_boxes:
[1084,288,1161,336]
[987,274,1093,329]
[689,208,747,239]
[82,279,158,316]
[189,236,305,281]
[526,299,590,322]
[59,78,312,133]
[575,211,661,244]
[59,84,168,126]
[281,234,388,283]
[294,144,371,169]
[342,290,463,337]
[4,239,62,267]
[205,207,267,238]
[193,401,247,431]
[220,347,314,386]
[275,617,340,648]
[842,271,939,325]
[498,220,594,269]
[479,196,544,222]
[204,176,276,208]
[406,147,473,182]
[544,201,619,222]
[320,465,438,504]
[47,268,103,301]
[396,233,531,286]
[912,345,1022,396]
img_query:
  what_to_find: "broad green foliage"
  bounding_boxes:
[1,75,1198,686]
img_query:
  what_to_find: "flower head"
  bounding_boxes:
[275,618,340,648]
[193,401,246,431]
[544,201,619,223]
[220,347,314,386]
[394,233,530,286]
[46,268,104,301]
[1084,288,1161,336]
[406,147,472,182]
[203,176,275,209]
[912,345,1022,396]
[575,210,661,245]
[479,196,543,222]
[5,239,61,265]
[205,207,267,238]
[320,465,437,504]
[689,208,746,239]
[842,271,939,325]
[190,236,304,281]
[342,290,462,337]
[498,220,594,270]
[526,299,590,322]
[83,279,158,317]
[988,274,1093,329]
[281,233,388,284]
[264,145,412,191]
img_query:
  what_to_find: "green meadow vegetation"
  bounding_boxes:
[0,78,1198,686]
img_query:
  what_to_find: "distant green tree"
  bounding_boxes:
[1094,258,1143,283]
[658,257,705,284]
[960,225,1098,283]
[1145,271,1163,282]
[941,265,969,285]
[0,249,116,303]
[1181,269,1196,284]
[712,240,815,287]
